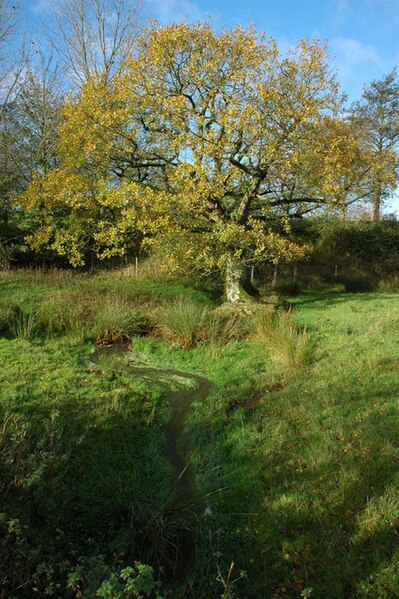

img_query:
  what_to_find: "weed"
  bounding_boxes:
[96,563,163,599]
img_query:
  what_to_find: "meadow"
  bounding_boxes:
[1,267,399,598]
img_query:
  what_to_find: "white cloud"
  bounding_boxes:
[146,0,204,23]
[30,0,54,14]
[330,36,385,78]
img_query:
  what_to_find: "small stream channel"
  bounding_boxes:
[89,344,213,581]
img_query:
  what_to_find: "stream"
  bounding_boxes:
[90,344,212,502]
[89,345,213,580]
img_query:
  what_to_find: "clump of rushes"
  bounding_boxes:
[255,306,314,374]
[93,295,150,345]
[205,303,255,345]
[37,290,92,337]
[155,296,210,349]
[0,299,21,336]
[378,275,399,293]
[10,310,38,341]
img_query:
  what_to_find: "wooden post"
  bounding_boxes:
[272,259,279,290]
[135,256,139,277]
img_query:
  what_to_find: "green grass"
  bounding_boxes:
[1,270,399,597]
[0,336,175,596]
[129,292,399,597]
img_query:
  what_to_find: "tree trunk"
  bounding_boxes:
[241,264,260,298]
[225,255,242,303]
[293,264,298,283]
[373,181,382,222]
[224,256,259,302]
[271,259,280,290]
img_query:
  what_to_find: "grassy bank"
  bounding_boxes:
[1,269,399,597]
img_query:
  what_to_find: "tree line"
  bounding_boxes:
[0,0,398,298]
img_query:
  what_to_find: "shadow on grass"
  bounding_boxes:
[0,366,188,596]
[186,369,399,598]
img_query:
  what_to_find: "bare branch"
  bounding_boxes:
[48,0,143,87]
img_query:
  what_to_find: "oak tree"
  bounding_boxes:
[23,23,344,300]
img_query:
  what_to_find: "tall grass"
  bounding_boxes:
[0,285,152,344]
[205,303,255,345]
[10,311,38,341]
[255,306,314,374]
[37,290,91,337]
[155,297,210,349]
[378,275,399,293]
[93,296,150,344]
[0,299,20,334]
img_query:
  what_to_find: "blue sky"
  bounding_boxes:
[26,0,399,214]
[144,0,399,104]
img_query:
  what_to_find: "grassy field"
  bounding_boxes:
[1,268,399,598]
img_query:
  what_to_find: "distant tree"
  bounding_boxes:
[1,54,62,190]
[350,69,399,221]
[49,0,142,87]
[0,48,63,266]
[0,0,23,111]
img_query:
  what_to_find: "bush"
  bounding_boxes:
[273,280,301,296]
[338,273,374,292]
[304,276,346,293]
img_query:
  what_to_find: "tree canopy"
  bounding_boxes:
[22,22,353,299]
[350,69,399,221]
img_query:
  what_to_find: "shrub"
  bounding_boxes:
[304,276,346,293]
[338,273,374,293]
[273,280,301,296]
